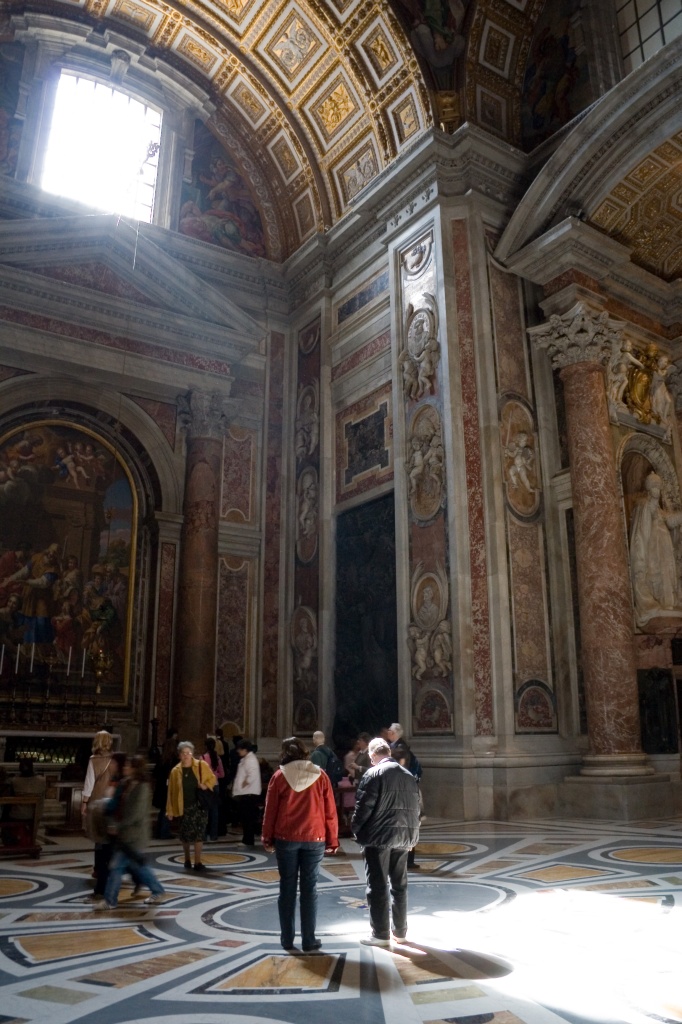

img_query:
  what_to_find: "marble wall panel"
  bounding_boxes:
[0,306,234,377]
[31,263,153,305]
[331,329,390,382]
[452,219,494,735]
[153,542,175,735]
[489,263,528,399]
[221,425,256,523]
[293,317,321,734]
[216,556,251,730]
[635,634,673,671]
[128,396,177,448]
[335,382,393,505]
[335,270,389,327]
[260,331,285,737]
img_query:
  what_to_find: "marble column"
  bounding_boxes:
[531,304,651,776]
[173,390,233,745]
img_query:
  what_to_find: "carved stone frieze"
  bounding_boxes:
[407,561,451,681]
[296,465,318,563]
[294,381,319,460]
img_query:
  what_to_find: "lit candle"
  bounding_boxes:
[15,643,21,673]
[81,649,86,678]
[30,643,35,674]
[0,644,4,675]
[66,647,72,677]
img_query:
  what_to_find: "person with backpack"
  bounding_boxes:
[309,730,344,786]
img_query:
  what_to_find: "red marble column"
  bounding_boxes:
[532,304,651,776]
[173,391,230,745]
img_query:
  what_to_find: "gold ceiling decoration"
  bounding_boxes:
[589,131,682,283]
[13,0,432,258]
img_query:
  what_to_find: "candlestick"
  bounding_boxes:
[30,643,35,674]
[66,647,72,677]
[15,643,21,674]
[81,649,86,678]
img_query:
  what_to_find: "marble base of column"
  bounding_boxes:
[579,753,654,777]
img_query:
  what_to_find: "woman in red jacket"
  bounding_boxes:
[261,736,338,953]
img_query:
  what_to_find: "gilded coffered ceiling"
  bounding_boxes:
[589,131,682,283]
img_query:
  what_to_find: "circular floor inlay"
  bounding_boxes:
[607,847,682,865]
[204,879,512,936]
[0,877,38,897]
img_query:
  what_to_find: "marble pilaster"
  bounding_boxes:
[174,389,233,744]
[530,303,651,776]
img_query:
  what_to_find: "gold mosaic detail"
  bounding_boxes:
[222,0,259,24]
[393,95,419,143]
[176,34,220,74]
[312,76,357,140]
[267,13,322,81]
[338,141,377,204]
[232,81,267,123]
[272,136,298,179]
[111,0,156,32]
[362,26,398,78]
[481,22,514,75]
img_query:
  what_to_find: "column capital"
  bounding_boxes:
[177,389,238,441]
[528,302,625,370]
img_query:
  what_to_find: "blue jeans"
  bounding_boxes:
[363,847,408,940]
[104,847,164,907]
[275,840,325,949]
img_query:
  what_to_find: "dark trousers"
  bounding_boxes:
[363,846,408,940]
[235,793,260,845]
[275,839,325,949]
[94,841,113,897]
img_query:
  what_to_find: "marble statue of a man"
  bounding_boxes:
[629,472,682,627]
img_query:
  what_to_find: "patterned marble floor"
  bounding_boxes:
[1,816,681,1024]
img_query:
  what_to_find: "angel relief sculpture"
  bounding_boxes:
[399,295,440,402]
[294,383,319,460]
[407,405,445,521]
[606,338,677,443]
[406,562,452,681]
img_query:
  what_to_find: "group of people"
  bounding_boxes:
[79,723,422,952]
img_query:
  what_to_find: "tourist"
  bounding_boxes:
[166,740,217,871]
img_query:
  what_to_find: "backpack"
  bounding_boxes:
[323,748,344,786]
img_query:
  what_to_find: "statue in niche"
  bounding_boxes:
[291,606,317,692]
[407,405,445,521]
[400,297,440,401]
[294,384,319,460]
[629,472,682,629]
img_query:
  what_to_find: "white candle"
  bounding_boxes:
[15,643,21,673]
[104,709,108,724]
[0,644,4,675]
[153,705,158,718]
[66,647,72,677]
[30,643,35,673]
[81,649,86,678]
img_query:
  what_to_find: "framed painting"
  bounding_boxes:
[0,421,136,709]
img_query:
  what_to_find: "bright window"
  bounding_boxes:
[616,0,682,73]
[41,72,162,222]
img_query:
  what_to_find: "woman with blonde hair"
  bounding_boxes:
[81,730,117,890]
[166,741,216,871]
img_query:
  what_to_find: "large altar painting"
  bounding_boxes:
[0,422,136,703]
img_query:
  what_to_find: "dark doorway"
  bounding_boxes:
[333,493,398,746]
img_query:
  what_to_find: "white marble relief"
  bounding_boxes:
[407,561,451,680]
[629,471,682,629]
[399,294,440,401]
[294,382,319,460]
[500,398,540,518]
[407,404,444,521]
[291,605,317,691]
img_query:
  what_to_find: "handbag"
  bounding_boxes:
[196,761,217,813]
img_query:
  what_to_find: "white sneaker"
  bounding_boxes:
[360,934,391,947]
[144,894,163,905]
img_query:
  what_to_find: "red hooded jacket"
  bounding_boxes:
[261,759,338,848]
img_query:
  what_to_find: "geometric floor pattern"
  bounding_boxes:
[1,815,682,1024]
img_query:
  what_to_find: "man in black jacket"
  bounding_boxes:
[351,737,420,947]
